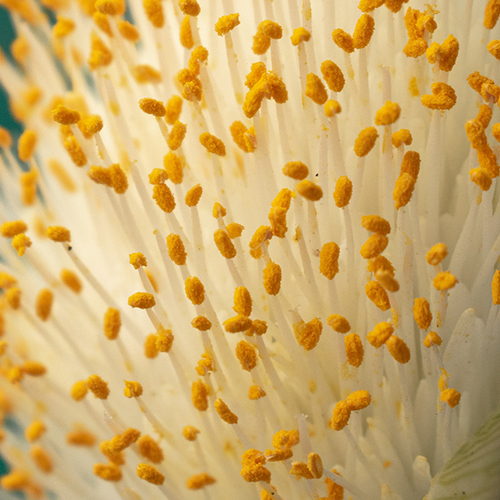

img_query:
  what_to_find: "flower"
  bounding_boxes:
[0,0,499,499]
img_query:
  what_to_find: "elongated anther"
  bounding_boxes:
[385,336,411,364]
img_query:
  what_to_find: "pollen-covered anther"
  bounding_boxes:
[20,361,46,377]
[95,0,125,16]
[191,316,212,331]
[192,379,209,411]
[110,428,141,452]
[6,287,21,309]
[123,380,143,398]
[265,448,293,462]
[392,129,413,148]
[1,220,28,238]
[240,449,271,483]
[263,260,282,295]
[103,307,121,340]
[25,420,46,442]
[347,390,372,411]
[325,99,342,117]
[426,243,448,266]
[283,161,309,180]
[366,280,391,311]
[152,183,176,213]
[215,398,238,424]
[46,225,71,242]
[93,463,122,482]
[332,29,354,53]
[137,463,165,485]
[290,461,314,479]
[353,13,375,49]
[214,229,237,259]
[88,166,112,187]
[136,435,164,463]
[327,314,350,334]
[186,473,216,490]
[182,426,200,441]
[235,340,257,371]
[87,375,110,399]
[385,336,411,364]
[375,269,400,292]
[297,179,323,201]
[465,120,487,150]
[249,385,266,400]
[293,318,323,351]
[129,252,147,270]
[185,184,203,206]
[333,176,352,208]
[440,388,461,408]
[66,429,96,447]
[305,73,328,105]
[433,271,458,291]
[144,334,159,358]
[223,315,253,333]
[367,321,394,348]
[138,97,166,117]
[361,215,391,235]
[354,126,379,157]
[344,333,364,367]
[233,287,252,316]
[71,380,88,401]
[413,298,432,330]
[179,0,200,16]
[428,34,459,72]
[199,132,226,156]
[128,292,155,309]
[156,329,174,353]
[488,40,500,60]
[421,82,457,110]
[60,269,82,293]
[492,270,500,305]
[375,101,401,126]
[51,105,81,125]
[185,276,205,305]
[393,173,416,210]
[53,16,75,38]
[319,242,340,280]
[291,27,311,45]
[321,60,345,93]
[484,0,500,29]
[424,331,442,348]
[330,400,352,431]
[0,470,31,491]
[360,234,389,259]
[167,233,187,266]
[215,13,240,36]
[246,319,268,337]
[12,233,31,256]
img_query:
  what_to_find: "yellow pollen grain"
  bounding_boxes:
[290,461,314,479]
[424,330,442,348]
[153,183,176,213]
[477,146,500,179]
[360,234,389,259]
[214,229,236,259]
[400,150,421,180]
[67,428,96,446]
[123,380,143,398]
[259,20,283,39]
[249,385,266,400]
[215,13,240,36]
[185,276,205,305]
[191,315,212,331]
[487,39,500,60]
[192,379,209,411]
[64,135,87,166]
[88,166,112,187]
[439,34,460,72]
[392,129,413,148]
[144,334,159,358]
[385,336,411,364]
[165,95,183,125]
[138,98,166,117]
[87,374,110,399]
[353,14,375,49]
[265,448,293,462]
[25,420,46,442]
[330,400,351,431]
[12,233,31,256]
[245,62,267,89]
[1,220,28,238]
[186,473,216,490]
[361,215,391,235]
[185,184,203,207]
[354,126,378,157]
[375,270,400,292]
[365,280,391,311]
[293,318,323,351]
[327,314,350,334]
[332,28,354,53]
[476,105,493,129]
[305,73,328,105]
[375,101,401,126]
[136,435,164,463]
[246,319,268,337]
[93,12,112,37]
[199,132,226,156]
[53,16,75,38]
[440,388,461,408]
[433,271,458,291]
[426,243,448,266]
[319,241,340,280]
[344,333,364,367]
[263,260,282,295]
[95,0,125,16]
[332,175,353,208]
[129,252,147,270]
[18,130,37,161]
[367,321,394,348]
[143,0,164,28]
[325,99,342,117]
[291,27,311,45]
[492,270,500,305]
[297,179,323,201]
[46,225,71,242]
[227,222,245,238]
[421,82,457,110]
[212,202,226,218]
[413,298,432,330]
[241,449,271,483]
[21,360,46,376]
[347,389,372,410]
[30,445,53,473]
[60,269,82,293]
[156,329,174,353]
[103,307,121,340]
[137,463,164,485]
[118,20,140,42]
[182,426,200,441]
[233,286,252,316]
[215,398,238,424]
[166,233,187,266]
[179,0,200,16]
[81,116,104,136]
[110,428,141,452]
[167,122,187,152]
[223,315,253,333]
[128,292,155,309]
[465,120,487,150]
[71,380,88,401]
[0,470,31,491]
[484,0,500,29]
[393,172,416,210]
[282,161,309,180]
[235,340,257,371]
[109,164,128,194]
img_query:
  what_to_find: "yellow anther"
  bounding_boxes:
[30,445,53,473]
[265,448,293,462]
[393,172,416,210]
[375,101,401,126]
[71,380,88,401]
[0,272,17,289]
[282,161,309,180]
[192,379,209,411]
[353,13,375,49]
[297,179,323,201]
[137,463,164,485]
[465,120,487,150]
[93,12,112,36]
[133,64,162,84]
[138,98,166,117]
[354,126,378,157]
[118,20,140,42]
[185,184,203,206]
[21,360,46,376]
[214,229,236,259]
[88,34,113,70]
[11,36,30,64]
[477,146,500,179]
[233,287,252,316]
[433,271,458,291]
[241,449,271,483]
[365,280,391,311]
[305,452,323,479]
[290,461,314,479]
[188,45,209,74]
[191,315,212,331]
[246,319,268,337]
[492,270,500,305]
[215,398,238,424]
[227,222,245,238]
[249,385,266,400]
[0,470,31,491]
[367,321,394,348]
[424,330,442,348]
[293,318,323,351]
[60,269,81,293]
[156,329,174,353]
[421,82,457,110]
[291,27,311,45]
[359,0,385,12]
[153,183,176,213]
[0,127,12,148]
[66,428,96,446]
[476,105,493,129]
[249,226,272,259]
[325,469,345,499]
[245,62,267,89]
[182,425,200,441]
[215,13,240,36]
[360,234,388,259]
[143,0,164,27]
[347,390,372,410]
[165,95,183,125]
[1,220,27,238]
[100,441,125,465]
[128,292,155,309]
[95,0,124,16]
[332,28,354,53]
[488,40,500,60]
[166,122,186,152]
[325,99,342,117]
[413,298,432,330]
[25,420,46,442]
[440,388,461,408]
[426,243,448,266]
[263,260,282,295]
[223,315,253,333]
[110,428,141,452]
[166,233,187,266]
[53,16,75,37]
[235,340,257,371]
[6,287,21,309]
[179,0,200,16]
[199,132,226,156]
[212,202,227,218]
[273,429,300,449]
[88,166,112,187]
[258,19,282,39]
[330,400,351,431]
[317,241,340,280]
[484,0,500,29]
[103,307,121,340]
[18,130,37,161]
[385,336,411,364]
[327,314,350,334]
[123,380,143,398]
[8,365,23,383]
[305,73,328,105]
[268,207,288,238]
[344,333,364,367]
[436,34,460,72]
[185,276,205,305]
[19,170,37,205]
[87,374,110,399]
[400,150,421,180]
[186,473,216,490]
[196,352,215,376]
[331,176,353,210]
[361,215,391,235]
[230,121,255,153]
[129,252,147,270]
[144,334,159,358]
[375,269,399,292]
[243,78,267,117]
[46,225,71,242]
[64,135,87,166]
[81,116,104,136]
[135,435,163,463]
[392,129,413,148]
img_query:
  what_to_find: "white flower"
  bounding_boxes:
[0,0,499,499]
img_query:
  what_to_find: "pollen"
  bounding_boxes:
[230,121,255,153]
[282,161,309,180]
[413,297,432,331]
[365,280,391,311]
[167,122,187,152]
[186,473,216,490]
[333,176,353,208]
[214,229,237,259]
[53,16,75,37]
[137,435,164,463]
[12,233,31,256]
[291,27,311,45]
[144,334,159,358]
[185,184,203,206]
[153,183,176,213]
[360,234,389,259]
[361,215,391,235]
[433,271,458,291]
[95,0,125,16]
[215,13,240,36]
[21,360,47,376]
[471,168,493,191]
[156,329,174,353]
[392,129,413,148]
[293,318,323,351]
[212,202,227,218]
[249,385,266,400]
[165,95,183,125]
[393,172,416,210]
[400,150,421,180]
[167,233,187,266]
[344,333,364,367]
[263,260,282,295]
[70,380,88,401]
[332,29,355,53]
[297,179,323,201]
[330,401,352,431]
[199,132,226,156]
[385,336,411,364]
[25,420,46,442]
[191,379,209,411]
[487,39,500,60]
[247,319,268,336]
[347,390,372,410]
[123,380,143,398]
[182,425,200,441]
[143,0,164,27]
[375,101,401,126]
[223,315,253,333]
[138,98,166,117]
[421,82,457,110]
[305,73,328,105]
[325,99,342,117]
[426,243,448,266]
[233,287,252,316]
[215,398,239,424]
[235,340,257,371]
[424,330,442,348]
[227,222,245,238]
[88,166,112,187]
[492,270,500,305]
[137,463,164,485]
[52,104,81,125]
[60,269,82,293]
[128,292,156,309]
[110,428,141,452]
[290,461,314,479]
[353,14,375,49]
[191,315,212,331]
[465,120,487,150]
[67,429,96,446]
[18,130,37,161]
[476,104,493,129]
[327,314,350,334]
[1,220,28,237]
[118,20,140,42]
[354,127,378,157]
[319,242,340,280]
[87,375,110,399]
[484,0,500,29]
[440,388,461,408]
[129,252,147,270]
[0,470,31,491]
[81,116,104,135]
[6,287,21,309]
[46,225,71,242]
[367,321,394,348]
[265,448,293,462]
[185,276,205,305]
[29,445,52,473]
[240,449,271,483]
